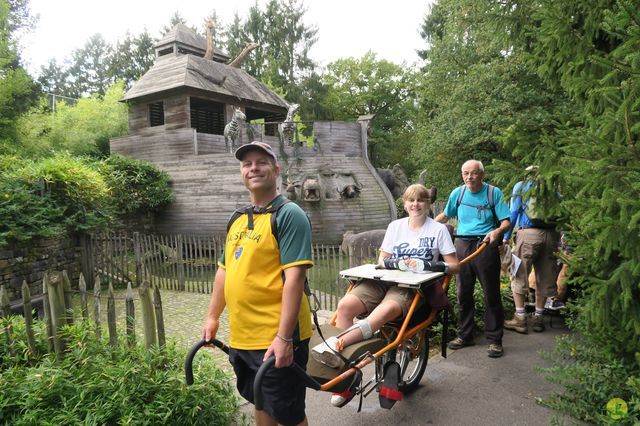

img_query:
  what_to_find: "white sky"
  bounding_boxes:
[20,0,434,76]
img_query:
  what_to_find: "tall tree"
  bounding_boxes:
[109,30,156,89]
[67,34,113,97]
[231,0,317,101]
[413,0,571,193]
[0,0,37,146]
[321,52,418,170]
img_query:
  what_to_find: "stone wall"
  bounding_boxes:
[0,235,82,304]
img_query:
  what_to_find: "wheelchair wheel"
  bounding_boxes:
[397,329,429,393]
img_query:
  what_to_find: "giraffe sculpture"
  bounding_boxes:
[278,103,299,146]
[204,19,215,60]
[227,42,259,68]
[224,107,246,153]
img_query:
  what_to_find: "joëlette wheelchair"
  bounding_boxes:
[186,237,487,412]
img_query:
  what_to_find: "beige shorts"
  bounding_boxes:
[349,279,415,318]
[511,228,560,298]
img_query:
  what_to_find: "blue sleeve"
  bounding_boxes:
[504,182,523,241]
[443,187,461,218]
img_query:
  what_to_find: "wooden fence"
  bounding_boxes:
[85,232,379,312]
[0,271,166,357]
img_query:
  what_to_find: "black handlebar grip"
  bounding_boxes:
[185,339,229,385]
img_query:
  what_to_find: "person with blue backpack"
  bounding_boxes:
[435,160,511,358]
[503,166,560,334]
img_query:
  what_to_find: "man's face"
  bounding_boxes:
[240,150,280,193]
[461,162,484,192]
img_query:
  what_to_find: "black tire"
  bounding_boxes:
[397,329,429,393]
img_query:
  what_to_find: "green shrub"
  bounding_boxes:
[0,154,112,245]
[0,317,240,425]
[101,154,174,215]
[539,334,640,425]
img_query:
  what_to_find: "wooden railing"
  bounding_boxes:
[85,232,379,312]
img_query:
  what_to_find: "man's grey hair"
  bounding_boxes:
[461,159,484,172]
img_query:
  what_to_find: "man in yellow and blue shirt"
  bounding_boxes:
[202,141,313,426]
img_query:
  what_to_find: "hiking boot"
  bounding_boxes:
[487,343,504,358]
[504,314,528,334]
[532,315,545,332]
[544,297,566,311]
[447,337,475,350]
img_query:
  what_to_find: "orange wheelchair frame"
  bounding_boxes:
[186,239,487,411]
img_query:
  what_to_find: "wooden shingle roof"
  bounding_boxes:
[154,23,229,62]
[122,54,288,111]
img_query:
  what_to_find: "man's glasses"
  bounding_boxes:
[462,171,481,177]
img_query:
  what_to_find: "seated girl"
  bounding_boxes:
[311,184,460,405]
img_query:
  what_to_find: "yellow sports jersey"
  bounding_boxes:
[220,196,313,349]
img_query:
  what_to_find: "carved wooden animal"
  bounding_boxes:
[204,19,215,60]
[341,229,387,267]
[228,42,259,68]
[278,103,299,146]
[302,177,320,201]
[224,107,246,153]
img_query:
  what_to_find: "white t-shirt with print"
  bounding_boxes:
[380,217,455,262]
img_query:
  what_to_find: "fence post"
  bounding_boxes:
[107,282,117,348]
[21,281,36,354]
[79,233,95,290]
[177,234,185,290]
[139,281,157,348]
[62,270,74,325]
[153,286,166,347]
[0,285,13,355]
[125,283,135,346]
[42,277,54,352]
[79,273,88,321]
[133,232,142,287]
[46,271,66,356]
[94,276,101,340]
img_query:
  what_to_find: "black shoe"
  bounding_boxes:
[487,343,504,358]
[448,337,475,350]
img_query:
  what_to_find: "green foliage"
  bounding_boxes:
[226,0,318,102]
[414,0,573,194]
[0,317,239,425]
[12,82,128,157]
[0,152,173,246]
[539,334,640,424]
[101,154,175,214]
[0,154,112,245]
[321,52,419,170]
[0,0,38,144]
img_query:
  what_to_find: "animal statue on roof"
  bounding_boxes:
[278,103,299,146]
[228,42,259,68]
[224,107,246,153]
[204,18,215,60]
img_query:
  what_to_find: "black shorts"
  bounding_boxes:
[229,339,309,426]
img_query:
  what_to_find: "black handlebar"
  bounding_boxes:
[185,339,229,385]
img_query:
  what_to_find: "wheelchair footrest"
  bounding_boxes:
[307,323,385,391]
[379,361,402,409]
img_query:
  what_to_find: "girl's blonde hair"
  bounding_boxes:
[402,184,431,203]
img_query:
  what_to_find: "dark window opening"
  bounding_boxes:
[190,98,224,134]
[157,47,173,57]
[178,47,204,56]
[149,102,164,126]
[245,108,286,137]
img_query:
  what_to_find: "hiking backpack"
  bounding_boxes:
[455,184,499,228]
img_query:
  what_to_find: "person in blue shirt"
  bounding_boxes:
[436,160,510,358]
[503,166,560,334]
